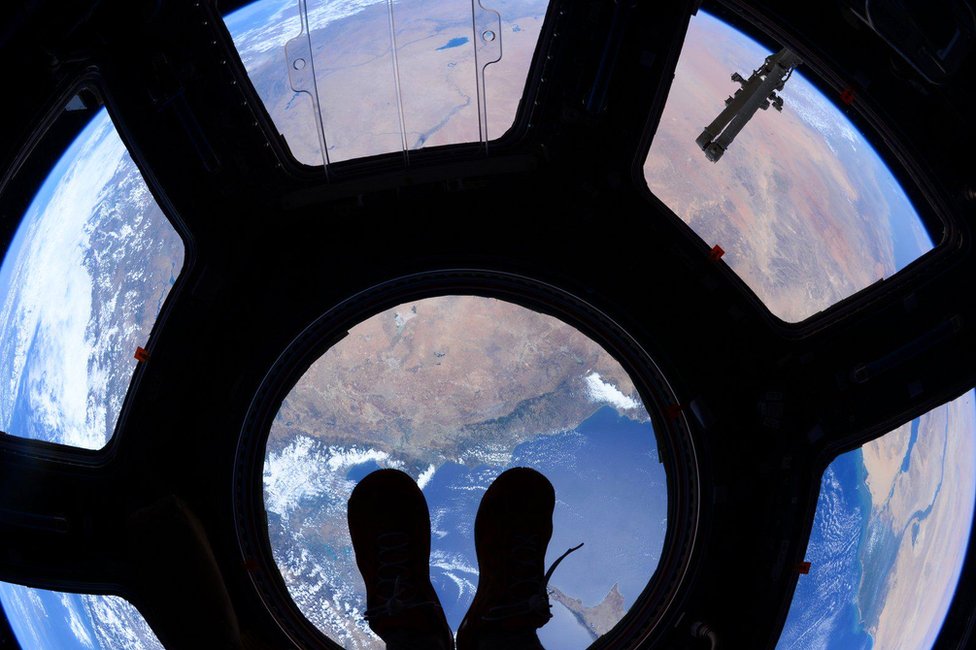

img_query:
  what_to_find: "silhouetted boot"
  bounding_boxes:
[348,469,453,650]
[456,468,583,650]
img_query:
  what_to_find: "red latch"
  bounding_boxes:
[134,346,150,362]
[797,561,811,575]
[839,87,855,105]
[708,245,725,262]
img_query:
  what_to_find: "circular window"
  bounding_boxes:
[236,274,697,649]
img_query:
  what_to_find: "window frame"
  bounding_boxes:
[632,4,960,334]
[0,74,195,463]
[213,0,564,178]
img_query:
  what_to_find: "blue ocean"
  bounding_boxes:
[777,449,874,649]
[352,406,669,641]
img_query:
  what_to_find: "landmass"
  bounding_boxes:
[232,0,546,165]
[643,14,906,321]
[550,583,627,639]
[860,421,912,507]
[272,295,644,469]
[263,294,650,649]
[859,396,976,648]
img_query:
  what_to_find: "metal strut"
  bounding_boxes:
[695,47,802,162]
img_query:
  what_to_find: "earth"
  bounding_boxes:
[778,394,976,649]
[0,3,973,650]
[263,295,667,649]
[227,0,549,164]
[644,15,976,648]
[0,106,182,647]
[644,12,933,323]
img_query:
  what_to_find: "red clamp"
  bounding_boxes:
[134,346,150,363]
[796,561,812,575]
[839,87,856,105]
[708,245,725,262]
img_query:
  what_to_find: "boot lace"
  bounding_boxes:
[363,531,440,622]
[482,538,584,622]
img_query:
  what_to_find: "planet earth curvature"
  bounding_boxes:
[644,13,976,648]
[0,2,973,650]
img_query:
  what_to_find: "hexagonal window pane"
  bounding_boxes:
[0,104,185,450]
[779,391,976,648]
[263,295,668,648]
[0,582,163,649]
[223,0,550,165]
[643,11,934,322]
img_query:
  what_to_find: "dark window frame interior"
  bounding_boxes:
[0,1,972,647]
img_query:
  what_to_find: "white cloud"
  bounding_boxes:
[227,0,387,69]
[0,111,128,449]
[60,593,94,649]
[417,463,436,490]
[584,372,639,410]
[430,505,450,539]
[441,571,477,601]
[784,79,858,147]
[326,446,390,472]
[26,587,45,613]
[263,434,401,517]
[431,550,478,602]
[264,435,336,516]
[430,550,478,575]
[83,594,164,649]
[0,584,48,648]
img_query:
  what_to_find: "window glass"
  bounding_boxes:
[779,391,976,648]
[644,11,934,322]
[0,582,163,649]
[263,295,668,648]
[223,0,550,165]
[0,106,185,450]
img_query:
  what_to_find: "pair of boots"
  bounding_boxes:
[348,467,583,650]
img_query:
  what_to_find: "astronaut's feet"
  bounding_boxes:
[348,469,453,650]
[456,468,582,650]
